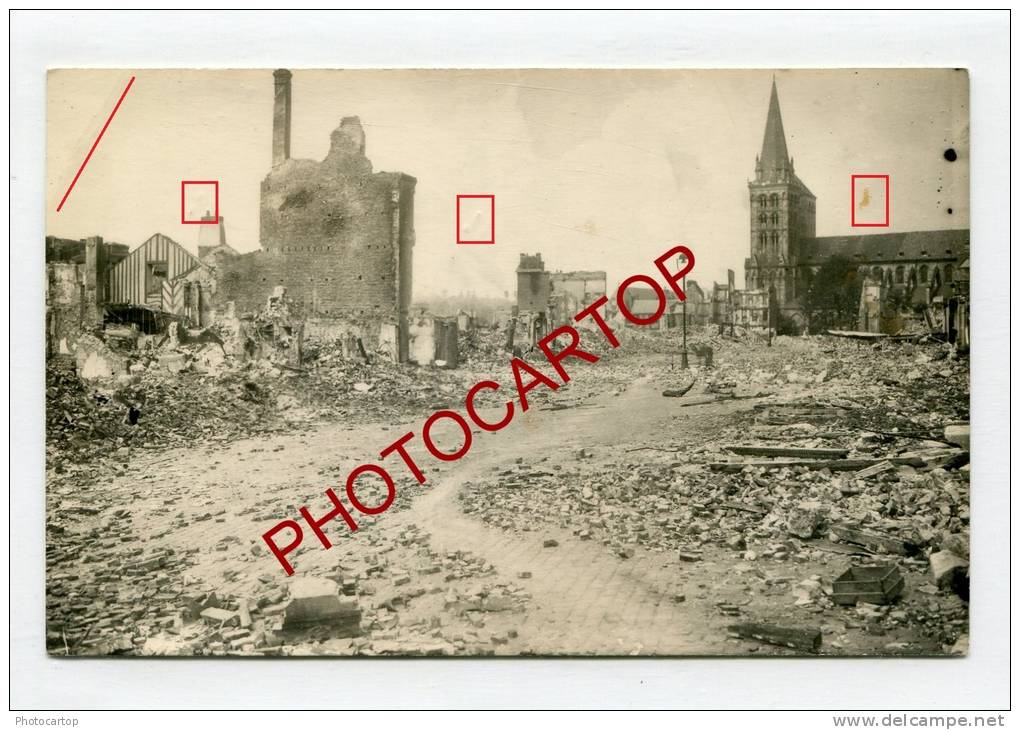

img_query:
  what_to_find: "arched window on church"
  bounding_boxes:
[871,266,882,281]
[885,269,894,288]
[919,264,929,283]
[759,232,766,248]
[770,193,778,208]
[944,264,954,282]
[895,265,905,284]
[759,195,767,209]
[759,213,766,225]
[771,212,778,224]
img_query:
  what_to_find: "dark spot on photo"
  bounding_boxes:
[944,148,958,162]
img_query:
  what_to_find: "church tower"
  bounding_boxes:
[745,78,816,308]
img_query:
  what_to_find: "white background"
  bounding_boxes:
[8,9,1011,711]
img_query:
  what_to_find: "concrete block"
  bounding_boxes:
[283,577,362,634]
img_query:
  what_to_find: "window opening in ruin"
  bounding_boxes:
[919,264,929,282]
[146,261,168,296]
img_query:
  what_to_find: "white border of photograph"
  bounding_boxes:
[9,9,1011,712]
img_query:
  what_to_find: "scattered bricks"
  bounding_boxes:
[786,501,826,539]
[542,539,559,548]
[517,571,532,579]
[200,607,237,626]
[282,577,362,635]
[129,553,168,574]
[677,551,702,562]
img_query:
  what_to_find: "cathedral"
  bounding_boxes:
[744,80,969,320]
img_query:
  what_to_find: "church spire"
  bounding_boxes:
[758,77,791,182]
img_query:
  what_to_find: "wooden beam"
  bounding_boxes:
[708,456,925,473]
[725,445,849,459]
[830,523,920,557]
[727,623,822,653]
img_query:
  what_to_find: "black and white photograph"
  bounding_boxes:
[11,8,1010,716]
[44,67,972,658]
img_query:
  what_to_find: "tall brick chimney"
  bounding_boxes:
[272,69,292,167]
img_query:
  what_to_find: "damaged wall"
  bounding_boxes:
[217,70,416,362]
[516,253,550,314]
[47,262,84,356]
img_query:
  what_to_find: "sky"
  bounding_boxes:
[46,68,969,298]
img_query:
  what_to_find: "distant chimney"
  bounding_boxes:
[273,69,292,167]
[198,213,227,250]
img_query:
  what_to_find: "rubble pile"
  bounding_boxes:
[457,334,969,653]
[48,498,531,656]
[457,324,508,366]
[46,358,282,467]
[46,499,192,655]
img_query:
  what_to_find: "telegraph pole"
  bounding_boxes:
[678,252,689,369]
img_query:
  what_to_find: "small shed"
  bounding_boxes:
[108,233,204,313]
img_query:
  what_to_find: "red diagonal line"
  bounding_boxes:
[56,75,136,212]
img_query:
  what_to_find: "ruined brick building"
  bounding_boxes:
[45,236,129,354]
[744,79,969,320]
[218,69,417,360]
[515,253,607,342]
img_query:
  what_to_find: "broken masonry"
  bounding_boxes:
[262,244,696,574]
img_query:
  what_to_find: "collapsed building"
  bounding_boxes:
[45,236,128,355]
[514,253,607,345]
[47,68,426,371]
